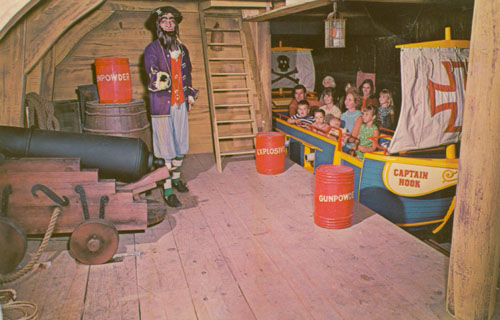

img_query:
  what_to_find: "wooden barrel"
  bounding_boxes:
[84,99,152,150]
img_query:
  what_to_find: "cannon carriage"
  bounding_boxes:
[0,126,171,275]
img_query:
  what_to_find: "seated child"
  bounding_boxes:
[312,109,329,135]
[378,89,395,130]
[354,105,380,160]
[327,117,346,139]
[287,99,314,127]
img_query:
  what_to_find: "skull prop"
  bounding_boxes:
[277,55,290,72]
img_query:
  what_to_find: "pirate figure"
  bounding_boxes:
[145,6,198,207]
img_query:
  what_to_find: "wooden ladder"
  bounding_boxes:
[200,10,259,172]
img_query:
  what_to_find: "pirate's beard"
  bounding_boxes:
[158,29,179,51]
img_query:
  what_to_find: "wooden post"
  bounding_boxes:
[243,9,272,131]
[447,0,500,319]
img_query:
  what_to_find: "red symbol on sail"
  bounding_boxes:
[428,61,467,133]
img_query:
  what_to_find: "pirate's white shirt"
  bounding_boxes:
[170,48,181,60]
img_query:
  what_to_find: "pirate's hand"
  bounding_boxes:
[188,96,195,112]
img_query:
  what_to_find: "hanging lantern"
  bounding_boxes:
[325,2,345,48]
[210,22,224,52]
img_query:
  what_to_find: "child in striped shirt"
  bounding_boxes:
[287,100,314,127]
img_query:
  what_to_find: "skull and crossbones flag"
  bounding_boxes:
[271,48,315,92]
[388,47,469,153]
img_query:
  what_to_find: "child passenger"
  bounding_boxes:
[378,89,395,130]
[328,117,346,139]
[312,109,329,135]
[287,99,314,127]
[329,117,341,129]
[354,105,380,160]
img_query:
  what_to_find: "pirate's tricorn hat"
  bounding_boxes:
[146,6,183,31]
[153,6,183,23]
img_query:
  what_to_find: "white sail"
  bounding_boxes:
[388,47,469,153]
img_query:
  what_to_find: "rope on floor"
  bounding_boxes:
[0,207,61,284]
[0,289,38,320]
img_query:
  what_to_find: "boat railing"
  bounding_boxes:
[368,135,391,155]
[275,113,382,155]
[379,127,395,135]
[275,112,388,159]
[276,113,344,142]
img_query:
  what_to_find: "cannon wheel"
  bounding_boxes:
[0,217,27,274]
[69,219,119,265]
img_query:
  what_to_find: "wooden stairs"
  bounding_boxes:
[200,10,259,172]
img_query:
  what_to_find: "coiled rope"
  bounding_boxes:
[0,289,38,320]
[25,92,60,131]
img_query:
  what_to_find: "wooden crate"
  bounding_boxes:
[53,99,82,133]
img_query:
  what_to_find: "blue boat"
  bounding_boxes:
[272,30,468,234]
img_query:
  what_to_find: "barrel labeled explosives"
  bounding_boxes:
[95,57,132,103]
[314,164,355,229]
[255,131,286,174]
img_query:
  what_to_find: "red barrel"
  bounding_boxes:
[255,131,286,174]
[95,57,132,104]
[314,164,355,229]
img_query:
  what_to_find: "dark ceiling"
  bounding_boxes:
[270,1,474,38]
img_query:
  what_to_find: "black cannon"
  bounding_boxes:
[0,125,163,182]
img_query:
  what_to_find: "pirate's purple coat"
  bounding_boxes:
[144,40,198,115]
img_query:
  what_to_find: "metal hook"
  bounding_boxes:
[99,195,109,219]
[31,184,70,207]
[1,185,12,216]
[74,185,90,220]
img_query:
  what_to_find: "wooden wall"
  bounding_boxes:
[0,18,25,126]
[50,1,213,154]
[0,0,275,155]
[0,0,105,126]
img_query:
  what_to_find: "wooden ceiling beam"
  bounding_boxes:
[104,1,199,13]
[54,8,114,66]
[199,1,269,11]
[244,0,331,22]
[347,0,436,2]
[24,0,105,74]
[244,0,444,22]
[0,0,40,41]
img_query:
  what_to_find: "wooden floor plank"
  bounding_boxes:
[188,168,316,319]
[0,238,88,320]
[82,233,140,320]
[187,156,365,319]
[245,166,449,317]
[235,166,449,316]
[164,174,256,320]
[4,153,496,319]
[134,217,198,320]
[204,156,446,319]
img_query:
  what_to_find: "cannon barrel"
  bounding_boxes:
[0,126,160,182]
